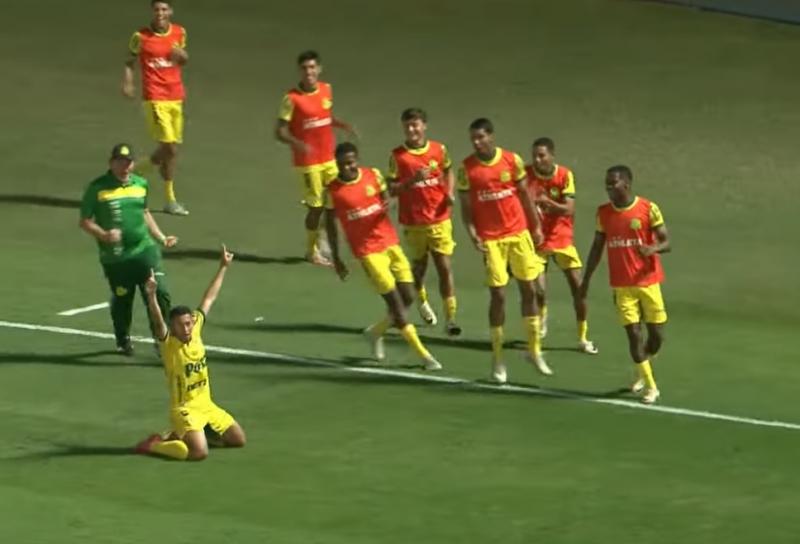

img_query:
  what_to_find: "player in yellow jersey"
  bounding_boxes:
[134,245,246,460]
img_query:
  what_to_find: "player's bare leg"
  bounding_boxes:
[412,254,437,326]
[625,323,660,404]
[565,268,598,354]
[518,279,551,376]
[432,252,461,337]
[488,287,508,383]
[182,430,209,461]
[382,287,441,370]
[205,422,247,449]
[156,142,188,216]
[305,207,330,266]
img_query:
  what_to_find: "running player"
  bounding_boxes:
[526,137,597,354]
[324,142,442,371]
[458,118,550,384]
[122,0,190,216]
[579,165,671,404]
[276,50,356,265]
[135,245,246,460]
[387,108,460,335]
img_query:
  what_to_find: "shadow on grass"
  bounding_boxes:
[0,350,159,368]
[0,194,81,209]
[7,444,136,461]
[163,248,305,265]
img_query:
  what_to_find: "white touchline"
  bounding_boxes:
[1,319,799,432]
[57,302,110,317]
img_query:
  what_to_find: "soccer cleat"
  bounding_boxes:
[526,352,554,376]
[491,360,508,384]
[445,320,462,337]
[362,327,385,362]
[630,378,646,394]
[641,388,660,405]
[134,433,163,454]
[116,339,134,357]
[163,201,190,216]
[423,355,443,371]
[418,301,438,326]
[306,250,332,267]
[578,339,599,355]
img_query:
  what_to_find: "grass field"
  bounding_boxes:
[1,0,799,542]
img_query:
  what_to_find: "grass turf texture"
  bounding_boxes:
[1,0,799,541]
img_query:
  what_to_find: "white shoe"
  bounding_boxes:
[418,301,438,326]
[641,388,660,405]
[423,356,442,371]
[491,360,508,384]
[526,352,553,376]
[630,378,646,394]
[362,327,385,362]
[540,318,548,339]
[578,339,599,355]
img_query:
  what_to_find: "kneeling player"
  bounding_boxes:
[135,245,246,460]
[325,142,442,370]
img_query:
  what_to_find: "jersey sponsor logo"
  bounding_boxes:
[183,358,207,378]
[146,57,175,69]
[322,98,332,109]
[608,237,642,249]
[630,218,642,230]
[346,202,382,221]
[500,171,511,182]
[302,117,333,130]
[477,188,514,202]
[186,379,208,392]
[411,176,441,188]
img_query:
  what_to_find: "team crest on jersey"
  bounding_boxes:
[549,187,560,198]
[366,184,376,197]
[500,171,511,182]
[630,218,642,230]
[322,98,332,110]
[115,286,128,297]
[429,159,439,170]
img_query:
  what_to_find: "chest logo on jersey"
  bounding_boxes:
[500,171,511,182]
[630,218,642,230]
[429,159,439,170]
[366,184,376,197]
[322,98,332,110]
[549,187,560,198]
[184,358,207,378]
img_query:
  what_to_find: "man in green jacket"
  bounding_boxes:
[79,143,178,355]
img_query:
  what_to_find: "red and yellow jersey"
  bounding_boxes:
[388,140,452,226]
[596,196,665,288]
[325,167,399,258]
[457,148,528,241]
[279,82,335,167]
[129,24,187,101]
[526,164,576,251]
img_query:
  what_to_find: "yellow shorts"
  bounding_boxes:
[484,231,543,287]
[143,100,184,144]
[539,245,583,271]
[613,284,668,326]
[361,245,414,295]
[297,160,339,208]
[403,219,456,261]
[170,400,235,438]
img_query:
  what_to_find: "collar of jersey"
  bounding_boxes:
[150,23,172,37]
[533,163,559,180]
[339,169,363,185]
[404,141,430,155]
[297,83,321,95]
[477,147,502,166]
[612,196,639,212]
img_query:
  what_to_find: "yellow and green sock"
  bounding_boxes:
[165,179,177,203]
[417,286,429,304]
[368,316,392,338]
[523,315,542,358]
[637,359,657,390]
[490,326,504,363]
[400,323,431,360]
[445,296,457,321]
[577,320,589,343]
[306,229,320,256]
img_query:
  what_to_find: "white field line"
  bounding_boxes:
[1,319,799,432]
[57,302,109,317]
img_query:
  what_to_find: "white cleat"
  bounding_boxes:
[418,301,438,326]
[491,361,508,384]
[362,327,385,362]
[423,356,443,371]
[578,339,599,355]
[641,388,660,405]
[526,352,554,376]
[630,378,646,394]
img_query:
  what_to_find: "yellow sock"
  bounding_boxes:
[417,286,429,304]
[150,439,189,460]
[637,359,657,390]
[490,326,504,362]
[400,323,431,360]
[445,296,457,321]
[306,229,320,256]
[577,320,588,343]
[523,315,542,357]
[165,180,177,203]
[541,304,548,322]
[368,316,392,337]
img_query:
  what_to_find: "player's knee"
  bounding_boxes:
[162,143,178,157]
[227,428,246,448]
[187,447,208,461]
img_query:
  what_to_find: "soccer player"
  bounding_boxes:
[135,245,246,461]
[458,119,551,384]
[122,0,190,216]
[276,50,356,265]
[79,143,177,355]
[526,137,597,354]
[579,165,671,404]
[324,142,442,371]
[387,108,460,336]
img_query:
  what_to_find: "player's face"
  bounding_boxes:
[299,60,321,88]
[403,118,427,147]
[533,146,554,174]
[170,313,194,343]
[110,158,135,183]
[605,172,631,205]
[336,152,359,180]
[470,128,494,156]
[151,2,173,30]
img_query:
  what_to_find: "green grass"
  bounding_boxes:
[1,0,799,541]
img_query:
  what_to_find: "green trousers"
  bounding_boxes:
[101,245,171,346]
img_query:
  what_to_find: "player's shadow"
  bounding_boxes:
[8,444,136,461]
[0,194,81,208]
[0,350,159,368]
[163,248,305,265]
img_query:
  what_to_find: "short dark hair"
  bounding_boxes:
[607,164,633,182]
[401,108,427,123]
[335,142,358,161]
[533,137,555,152]
[151,0,172,6]
[469,118,494,134]
[168,305,192,321]
[297,50,320,65]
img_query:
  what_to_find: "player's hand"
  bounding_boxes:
[121,80,135,99]
[536,194,554,211]
[162,235,178,248]
[445,193,455,207]
[333,258,349,280]
[471,235,486,253]
[169,46,188,64]
[531,227,544,247]
[144,269,158,296]
[638,245,657,257]
[291,139,312,156]
[414,167,432,183]
[104,228,122,244]
[220,244,235,267]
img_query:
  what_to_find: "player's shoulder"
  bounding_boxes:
[597,201,614,215]
[556,164,574,177]
[319,81,332,93]
[172,23,187,33]
[503,148,523,163]
[130,173,149,187]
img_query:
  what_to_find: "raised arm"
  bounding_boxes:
[198,245,234,316]
[144,270,168,341]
